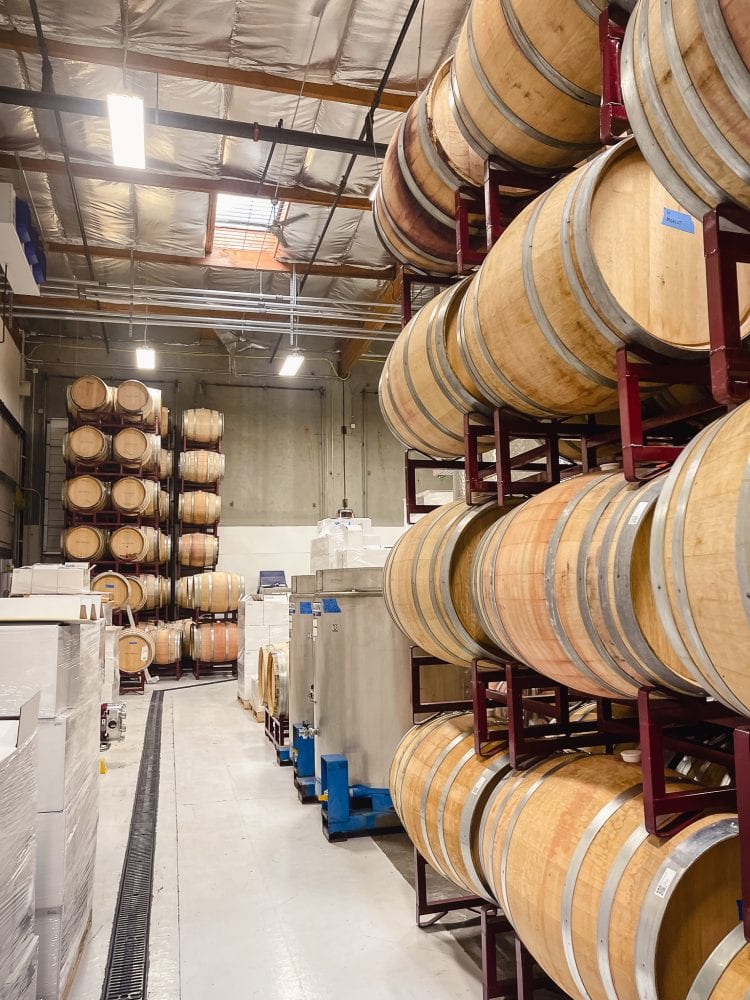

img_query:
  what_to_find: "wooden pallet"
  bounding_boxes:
[237,693,263,722]
[62,912,93,1000]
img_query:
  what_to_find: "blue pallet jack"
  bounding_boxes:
[264,709,292,766]
[292,723,317,803]
[319,753,402,842]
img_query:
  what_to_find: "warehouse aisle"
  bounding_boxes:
[69,681,481,999]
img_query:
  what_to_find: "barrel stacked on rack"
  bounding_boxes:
[173,408,242,676]
[61,375,173,684]
[376,5,750,997]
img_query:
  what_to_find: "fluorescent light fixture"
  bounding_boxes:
[107,93,145,169]
[136,347,156,370]
[279,351,304,377]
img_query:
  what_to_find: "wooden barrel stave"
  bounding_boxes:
[67,376,113,419]
[191,622,238,663]
[115,380,155,421]
[112,429,159,471]
[178,491,221,525]
[268,644,289,717]
[184,571,244,611]
[686,925,750,1000]
[146,624,183,664]
[182,408,224,444]
[111,476,159,515]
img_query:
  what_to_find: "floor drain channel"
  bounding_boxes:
[100,690,164,1000]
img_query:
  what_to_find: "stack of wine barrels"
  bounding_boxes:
[62,375,174,688]
[175,408,235,674]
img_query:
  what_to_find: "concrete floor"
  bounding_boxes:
[68,679,483,1000]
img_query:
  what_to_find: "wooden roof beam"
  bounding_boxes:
[46,241,395,281]
[0,28,414,113]
[0,153,372,212]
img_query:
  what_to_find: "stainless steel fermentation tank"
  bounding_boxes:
[312,566,412,791]
[288,574,316,731]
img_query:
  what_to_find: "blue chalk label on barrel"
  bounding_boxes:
[322,598,341,614]
[299,601,313,615]
[661,208,695,234]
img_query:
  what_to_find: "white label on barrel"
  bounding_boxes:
[141,646,148,661]
[628,501,650,527]
[654,867,677,898]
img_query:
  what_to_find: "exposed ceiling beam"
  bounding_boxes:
[0,28,414,113]
[46,241,394,281]
[338,273,402,376]
[0,154,372,212]
[0,87,389,158]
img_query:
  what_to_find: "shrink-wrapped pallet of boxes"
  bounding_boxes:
[0,615,102,1000]
[311,518,393,572]
[237,595,289,715]
[0,697,39,1000]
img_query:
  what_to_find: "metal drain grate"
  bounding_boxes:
[101,691,164,1000]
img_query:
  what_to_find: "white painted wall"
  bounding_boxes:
[0,324,22,419]
[217,524,407,592]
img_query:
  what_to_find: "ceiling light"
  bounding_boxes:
[279,351,304,377]
[136,347,156,370]
[107,94,145,169]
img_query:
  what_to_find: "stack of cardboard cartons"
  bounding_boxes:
[310,517,392,571]
[237,595,289,713]
[0,697,39,1000]
[0,619,101,999]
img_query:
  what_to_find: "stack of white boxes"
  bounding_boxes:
[0,698,39,1000]
[309,517,390,571]
[103,625,120,703]
[237,595,289,712]
[0,619,101,999]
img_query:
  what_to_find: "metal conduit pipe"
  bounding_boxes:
[19,313,397,341]
[0,87,389,159]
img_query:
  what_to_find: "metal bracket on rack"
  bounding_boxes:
[599,4,631,144]
[410,647,471,719]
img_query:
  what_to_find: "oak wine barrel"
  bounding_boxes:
[471,471,696,699]
[61,525,108,562]
[686,925,750,1000]
[66,375,113,420]
[178,532,219,568]
[383,499,505,666]
[118,627,155,673]
[178,491,221,525]
[146,624,183,665]
[178,449,225,484]
[123,575,147,612]
[268,644,289,718]
[622,0,750,219]
[158,490,170,522]
[110,526,170,564]
[91,571,130,610]
[160,405,170,435]
[110,476,160,516]
[159,449,173,480]
[651,403,750,717]
[182,408,224,444]
[191,622,239,663]
[175,618,193,656]
[379,278,491,459]
[181,571,244,611]
[62,475,109,514]
[390,714,511,899]
[450,0,606,168]
[480,752,739,1000]
[114,379,155,422]
[112,428,160,471]
[129,574,167,610]
[258,644,282,707]
[175,577,192,609]
[373,59,485,275]
[62,426,110,466]
[458,139,750,417]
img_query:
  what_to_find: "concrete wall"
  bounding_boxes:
[22,342,409,564]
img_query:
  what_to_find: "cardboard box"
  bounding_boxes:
[36,706,99,812]
[0,625,79,718]
[11,564,90,596]
[268,624,289,645]
[0,593,103,622]
[242,624,272,648]
[262,596,289,626]
[35,774,98,909]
